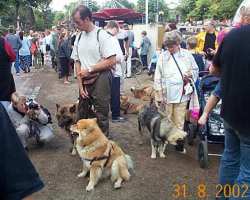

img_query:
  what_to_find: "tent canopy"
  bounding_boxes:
[93,8,144,21]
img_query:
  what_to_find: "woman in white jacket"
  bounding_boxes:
[154,31,199,129]
[7,92,54,149]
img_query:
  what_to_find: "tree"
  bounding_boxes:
[136,0,169,23]
[103,0,135,9]
[178,0,243,21]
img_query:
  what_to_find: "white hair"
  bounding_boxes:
[163,30,182,46]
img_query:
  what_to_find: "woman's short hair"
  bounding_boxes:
[186,36,198,49]
[106,20,119,30]
[163,30,182,46]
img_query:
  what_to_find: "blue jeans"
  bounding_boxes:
[218,122,250,200]
[14,51,20,73]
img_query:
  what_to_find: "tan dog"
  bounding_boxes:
[70,118,133,191]
[131,86,155,101]
[56,103,78,155]
[120,95,145,114]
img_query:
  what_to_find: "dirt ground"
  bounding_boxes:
[14,68,224,200]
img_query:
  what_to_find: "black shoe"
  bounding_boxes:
[112,116,126,123]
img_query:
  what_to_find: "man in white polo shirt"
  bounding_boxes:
[72,5,116,136]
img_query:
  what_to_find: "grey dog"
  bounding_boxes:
[138,101,187,159]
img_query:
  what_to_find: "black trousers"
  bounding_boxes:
[111,76,120,119]
[78,70,112,135]
[141,54,148,67]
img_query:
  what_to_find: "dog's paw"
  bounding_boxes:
[71,148,77,156]
[77,171,87,178]
[151,154,157,159]
[114,182,122,189]
[159,153,166,158]
[181,148,187,154]
[86,184,94,192]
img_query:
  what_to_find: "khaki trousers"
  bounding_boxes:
[166,102,187,130]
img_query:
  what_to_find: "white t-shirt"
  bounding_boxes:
[72,26,117,70]
[109,33,124,77]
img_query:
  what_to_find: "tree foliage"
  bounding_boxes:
[136,0,169,23]
[179,0,243,21]
[0,0,53,31]
[103,0,135,9]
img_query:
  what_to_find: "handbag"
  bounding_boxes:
[76,29,102,85]
[171,54,194,98]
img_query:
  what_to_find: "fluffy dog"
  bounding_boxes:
[138,102,187,159]
[131,86,155,101]
[56,103,78,155]
[120,95,144,114]
[70,118,133,191]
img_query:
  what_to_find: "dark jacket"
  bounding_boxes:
[58,37,72,59]
[5,33,22,53]
[0,37,16,101]
[0,103,44,199]
[213,25,250,134]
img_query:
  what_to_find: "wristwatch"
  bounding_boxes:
[88,68,92,73]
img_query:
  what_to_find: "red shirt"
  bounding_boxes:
[4,39,16,62]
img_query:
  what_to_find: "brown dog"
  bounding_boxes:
[70,118,133,191]
[56,103,78,155]
[130,86,155,101]
[120,95,144,114]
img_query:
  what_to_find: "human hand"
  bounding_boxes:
[198,113,208,126]
[79,86,89,99]
[27,109,39,120]
[78,69,90,78]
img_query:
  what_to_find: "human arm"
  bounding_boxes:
[198,95,220,125]
[154,54,164,103]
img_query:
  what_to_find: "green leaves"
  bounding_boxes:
[179,0,243,21]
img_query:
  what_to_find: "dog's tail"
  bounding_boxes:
[125,154,134,171]
[111,155,134,183]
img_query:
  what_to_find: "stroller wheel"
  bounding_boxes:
[132,59,143,75]
[198,140,209,169]
[187,123,196,145]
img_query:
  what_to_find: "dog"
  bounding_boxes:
[120,95,144,114]
[138,101,187,159]
[56,103,78,155]
[70,118,133,191]
[131,86,155,101]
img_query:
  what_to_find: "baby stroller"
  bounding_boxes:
[197,74,224,168]
[131,47,143,76]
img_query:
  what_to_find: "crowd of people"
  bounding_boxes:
[1,3,250,199]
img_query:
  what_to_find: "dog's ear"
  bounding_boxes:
[56,104,60,111]
[69,104,76,113]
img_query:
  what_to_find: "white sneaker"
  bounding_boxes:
[16,73,20,76]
